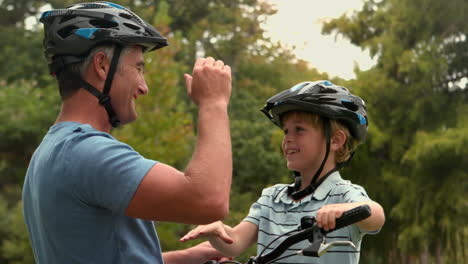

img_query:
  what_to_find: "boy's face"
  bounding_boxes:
[281,114,326,176]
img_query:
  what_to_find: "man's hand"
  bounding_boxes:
[163,242,233,264]
[185,57,232,107]
[188,242,234,263]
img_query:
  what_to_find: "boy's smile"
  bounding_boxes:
[285,148,299,155]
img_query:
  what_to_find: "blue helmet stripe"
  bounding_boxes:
[75,28,99,39]
[356,113,367,125]
[40,11,52,19]
[105,2,125,9]
[290,82,308,92]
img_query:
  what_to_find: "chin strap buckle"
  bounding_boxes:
[98,94,111,106]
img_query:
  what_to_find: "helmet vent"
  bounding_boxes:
[143,29,152,36]
[119,12,133,20]
[73,3,108,9]
[123,22,141,31]
[89,19,118,28]
[341,100,359,111]
[313,96,335,101]
[57,25,79,39]
[319,87,339,93]
[119,11,145,25]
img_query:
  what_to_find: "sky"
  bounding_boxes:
[262,0,376,80]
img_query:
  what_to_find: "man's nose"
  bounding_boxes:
[139,82,148,95]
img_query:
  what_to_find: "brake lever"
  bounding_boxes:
[318,240,356,256]
[299,238,356,257]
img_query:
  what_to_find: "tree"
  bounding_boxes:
[323,0,468,262]
[401,102,468,263]
[0,81,59,186]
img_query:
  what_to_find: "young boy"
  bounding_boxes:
[181,81,385,263]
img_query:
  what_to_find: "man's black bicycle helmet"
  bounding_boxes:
[261,80,368,141]
[40,1,168,75]
[39,1,168,128]
[261,80,368,200]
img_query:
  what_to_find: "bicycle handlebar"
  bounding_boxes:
[204,205,372,264]
[327,205,372,234]
[251,205,371,264]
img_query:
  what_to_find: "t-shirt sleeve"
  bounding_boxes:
[243,187,276,225]
[69,133,157,215]
[338,183,381,234]
[341,183,371,203]
[244,200,262,226]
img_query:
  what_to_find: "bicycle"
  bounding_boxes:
[204,205,371,264]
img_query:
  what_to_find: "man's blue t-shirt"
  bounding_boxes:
[22,122,161,263]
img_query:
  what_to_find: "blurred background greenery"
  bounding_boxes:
[0,0,467,263]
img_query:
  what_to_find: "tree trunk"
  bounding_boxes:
[434,241,442,264]
[420,245,429,264]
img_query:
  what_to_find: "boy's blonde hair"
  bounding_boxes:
[281,111,359,164]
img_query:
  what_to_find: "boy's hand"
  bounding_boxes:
[316,203,356,231]
[317,202,385,232]
[180,221,234,244]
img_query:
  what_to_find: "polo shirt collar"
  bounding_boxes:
[312,171,342,200]
[273,171,343,204]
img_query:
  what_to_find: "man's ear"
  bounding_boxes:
[331,130,347,151]
[91,51,110,81]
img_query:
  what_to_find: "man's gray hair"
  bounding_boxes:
[57,44,131,99]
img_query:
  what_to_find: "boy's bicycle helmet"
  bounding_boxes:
[39,2,168,128]
[261,80,368,200]
[261,80,368,141]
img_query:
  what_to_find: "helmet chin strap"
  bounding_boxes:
[80,45,123,128]
[288,118,335,200]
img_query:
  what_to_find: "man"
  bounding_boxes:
[22,2,232,263]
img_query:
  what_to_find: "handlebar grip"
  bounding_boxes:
[325,205,371,234]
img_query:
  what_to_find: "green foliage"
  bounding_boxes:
[324,0,468,262]
[397,106,468,260]
[1,201,35,264]
[0,27,52,86]
[0,81,60,186]
[0,188,34,264]
[229,87,289,194]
